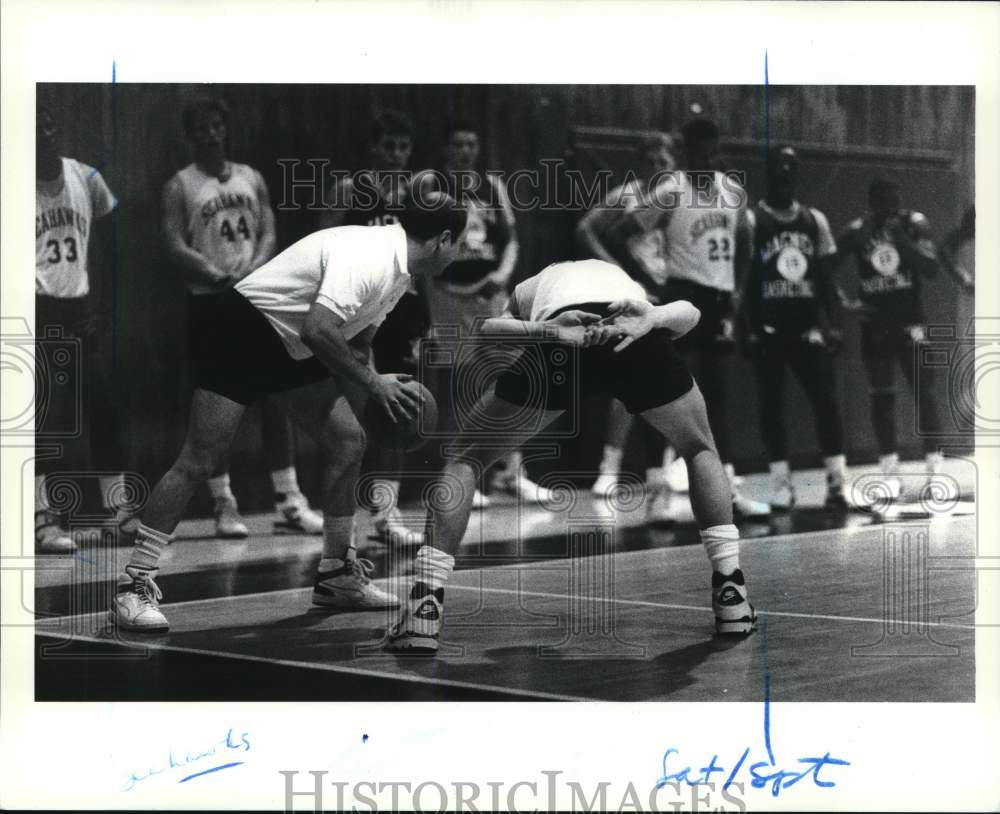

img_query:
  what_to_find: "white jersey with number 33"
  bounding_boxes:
[174,162,262,292]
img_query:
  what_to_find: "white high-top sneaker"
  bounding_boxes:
[110,568,169,631]
[312,558,400,609]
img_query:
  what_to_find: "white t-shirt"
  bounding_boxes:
[36,158,117,298]
[235,224,410,360]
[640,170,747,292]
[510,260,647,323]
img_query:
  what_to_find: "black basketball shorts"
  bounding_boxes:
[186,289,329,405]
[494,302,694,415]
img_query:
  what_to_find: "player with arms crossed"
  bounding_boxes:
[742,146,849,510]
[110,195,466,631]
[610,118,770,520]
[386,259,756,652]
[576,132,691,511]
[830,179,958,499]
[163,97,322,538]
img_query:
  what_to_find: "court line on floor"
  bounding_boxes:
[39,571,976,633]
[443,584,978,631]
[32,629,593,703]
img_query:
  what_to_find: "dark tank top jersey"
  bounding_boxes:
[749,203,824,334]
[845,209,926,325]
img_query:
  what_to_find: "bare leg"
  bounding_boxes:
[606,397,633,449]
[269,379,365,526]
[142,389,247,534]
[261,395,296,472]
[428,392,565,557]
[640,385,731,529]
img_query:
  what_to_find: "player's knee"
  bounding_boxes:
[672,422,717,461]
[320,421,366,463]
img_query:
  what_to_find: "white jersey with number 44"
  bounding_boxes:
[173,162,263,293]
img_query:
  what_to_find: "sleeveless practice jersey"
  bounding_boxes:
[746,200,836,334]
[36,158,117,298]
[173,162,263,294]
[440,171,514,289]
[642,170,746,292]
[605,179,668,289]
[840,209,931,325]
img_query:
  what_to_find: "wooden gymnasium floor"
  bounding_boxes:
[34,458,978,703]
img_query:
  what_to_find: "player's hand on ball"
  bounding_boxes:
[369,373,422,424]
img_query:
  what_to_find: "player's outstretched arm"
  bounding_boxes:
[601,299,701,351]
[480,300,605,347]
[301,303,420,423]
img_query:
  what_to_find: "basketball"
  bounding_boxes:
[363,381,438,451]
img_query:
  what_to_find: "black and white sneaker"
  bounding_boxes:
[312,558,399,609]
[712,569,757,636]
[385,583,443,653]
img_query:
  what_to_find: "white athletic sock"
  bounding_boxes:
[600,445,624,475]
[824,454,847,488]
[270,467,300,498]
[35,474,50,515]
[701,524,740,576]
[723,463,738,495]
[769,460,791,480]
[99,474,125,510]
[878,453,900,474]
[208,474,236,502]
[662,446,678,471]
[127,524,173,574]
[925,451,944,474]
[369,478,400,515]
[320,514,356,567]
[413,545,455,590]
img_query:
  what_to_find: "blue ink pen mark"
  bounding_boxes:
[362,733,369,743]
[178,761,244,784]
[763,671,775,766]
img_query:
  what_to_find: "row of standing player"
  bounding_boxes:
[579,121,974,518]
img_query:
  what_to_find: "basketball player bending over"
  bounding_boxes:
[386,259,757,653]
[111,195,466,631]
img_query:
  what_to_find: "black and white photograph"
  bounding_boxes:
[2,1,998,812]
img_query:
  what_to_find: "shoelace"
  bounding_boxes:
[132,572,163,607]
[348,558,376,584]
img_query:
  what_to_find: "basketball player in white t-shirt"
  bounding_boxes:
[163,98,322,538]
[35,102,122,554]
[612,118,771,520]
[386,259,756,652]
[111,196,467,631]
